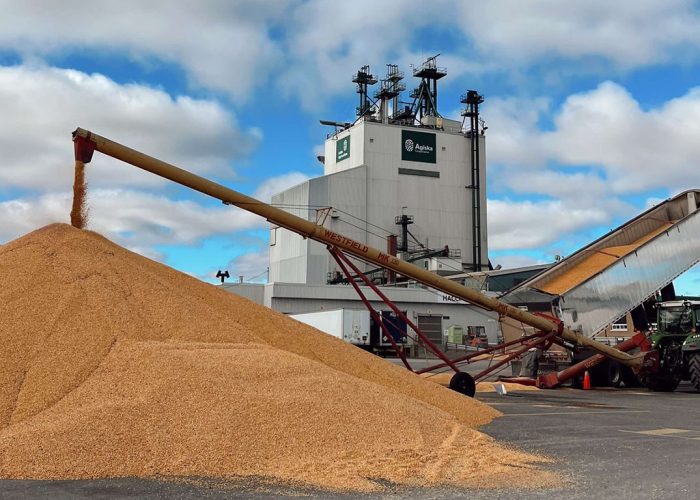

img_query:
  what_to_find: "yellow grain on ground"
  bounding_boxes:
[476,382,540,392]
[539,223,673,295]
[421,373,540,392]
[0,224,559,492]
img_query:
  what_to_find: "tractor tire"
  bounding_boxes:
[645,376,681,392]
[621,366,641,388]
[449,372,476,398]
[688,353,700,393]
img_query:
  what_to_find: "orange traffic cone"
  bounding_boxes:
[583,370,592,390]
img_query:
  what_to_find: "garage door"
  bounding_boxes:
[417,314,443,345]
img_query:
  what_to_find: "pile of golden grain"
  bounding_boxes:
[0,224,556,492]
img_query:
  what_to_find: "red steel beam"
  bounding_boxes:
[415,331,547,374]
[473,331,556,380]
[329,247,412,370]
[542,331,650,388]
[332,247,462,374]
[502,331,651,388]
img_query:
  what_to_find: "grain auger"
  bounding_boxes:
[72,127,660,396]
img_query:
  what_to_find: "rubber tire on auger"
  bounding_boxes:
[449,372,476,398]
[688,353,700,392]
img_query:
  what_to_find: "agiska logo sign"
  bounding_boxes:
[401,130,436,163]
[336,136,350,162]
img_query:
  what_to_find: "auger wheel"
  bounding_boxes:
[449,371,476,398]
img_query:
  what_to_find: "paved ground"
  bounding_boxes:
[1,383,699,499]
[473,382,700,499]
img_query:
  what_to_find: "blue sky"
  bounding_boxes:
[1,0,700,293]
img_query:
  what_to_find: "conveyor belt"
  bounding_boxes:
[538,223,673,295]
[505,190,700,337]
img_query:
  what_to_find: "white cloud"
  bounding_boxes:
[253,172,309,203]
[458,0,700,67]
[312,143,325,162]
[0,162,309,255]
[0,194,70,241]
[280,0,454,109]
[3,1,700,110]
[5,3,700,270]
[0,65,260,191]
[0,62,309,275]
[226,248,270,283]
[482,82,700,252]
[0,189,261,248]
[280,0,700,107]
[486,82,700,199]
[481,96,551,168]
[503,171,607,201]
[645,197,666,209]
[0,0,290,101]
[487,198,611,250]
[545,82,700,193]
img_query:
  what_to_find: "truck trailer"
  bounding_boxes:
[291,309,371,347]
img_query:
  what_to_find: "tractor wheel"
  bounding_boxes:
[621,366,641,388]
[688,353,700,392]
[449,372,476,398]
[645,375,680,392]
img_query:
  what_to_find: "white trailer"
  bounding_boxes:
[291,309,370,347]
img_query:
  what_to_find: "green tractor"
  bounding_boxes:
[643,299,700,392]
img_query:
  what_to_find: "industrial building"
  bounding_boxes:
[226,56,509,349]
[222,58,700,363]
[269,57,488,284]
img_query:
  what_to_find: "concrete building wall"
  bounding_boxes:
[220,282,265,304]
[268,181,312,283]
[223,281,501,345]
[269,166,369,283]
[271,120,488,285]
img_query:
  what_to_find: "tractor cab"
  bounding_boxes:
[655,300,700,340]
[643,299,700,392]
[656,301,700,334]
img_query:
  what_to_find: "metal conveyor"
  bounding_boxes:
[505,190,700,337]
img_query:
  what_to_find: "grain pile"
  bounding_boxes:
[0,224,557,491]
[540,223,673,295]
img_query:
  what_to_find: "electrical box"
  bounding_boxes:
[446,325,465,344]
